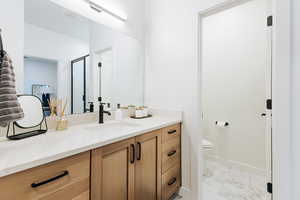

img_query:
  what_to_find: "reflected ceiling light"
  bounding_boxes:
[84,0,127,22]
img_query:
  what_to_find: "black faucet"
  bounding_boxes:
[99,100,111,124]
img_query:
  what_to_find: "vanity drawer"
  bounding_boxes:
[162,124,181,143]
[162,138,181,173]
[0,152,90,200]
[162,164,181,200]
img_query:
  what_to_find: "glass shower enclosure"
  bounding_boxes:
[71,55,90,114]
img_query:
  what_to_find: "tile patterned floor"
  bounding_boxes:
[203,159,267,200]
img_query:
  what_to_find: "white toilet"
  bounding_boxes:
[202,139,214,177]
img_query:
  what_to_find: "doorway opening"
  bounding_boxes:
[199,0,272,199]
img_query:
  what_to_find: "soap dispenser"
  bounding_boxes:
[115,104,122,120]
[88,102,94,112]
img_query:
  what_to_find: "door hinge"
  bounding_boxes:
[267,182,273,194]
[267,15,273,27]
[266,99,272,110]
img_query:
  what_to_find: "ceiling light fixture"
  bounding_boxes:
[84,0,127,22]
[89,4,102,13]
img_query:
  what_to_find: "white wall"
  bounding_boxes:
[24,23,89,113]
[0,0,24,93]
[24,58,58,96]
[292,0,300,199]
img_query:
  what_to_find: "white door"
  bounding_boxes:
[201,0,272,199]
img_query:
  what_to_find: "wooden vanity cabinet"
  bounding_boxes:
[0,152,90,200]
[91,123,181,200]
[91,130,162,200]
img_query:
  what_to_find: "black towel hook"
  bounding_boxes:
[0,28,4,58]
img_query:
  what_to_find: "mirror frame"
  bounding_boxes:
[15,95,46,129]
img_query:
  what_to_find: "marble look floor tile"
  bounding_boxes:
[203,159,267,200]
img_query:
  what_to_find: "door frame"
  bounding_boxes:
[71,54,89,114]
[197,0,292,199]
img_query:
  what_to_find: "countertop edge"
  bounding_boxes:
[0,119,182,178]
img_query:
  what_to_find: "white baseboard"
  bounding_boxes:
[179,186,192,199]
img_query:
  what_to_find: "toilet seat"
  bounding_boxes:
[202,139,213,150]
[202,139,214,177]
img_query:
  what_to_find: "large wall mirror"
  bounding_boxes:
[23,0,144,116]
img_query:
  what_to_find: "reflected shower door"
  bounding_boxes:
[71,55,89,114]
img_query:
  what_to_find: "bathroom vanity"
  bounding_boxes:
[0,116,182,200]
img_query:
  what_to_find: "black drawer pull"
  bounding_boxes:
[168,130,177,134]
[31,170,69,188]
[168,150,177,157]
[168,177,177,186]
[130,144,135,164]
[137,142,142,161]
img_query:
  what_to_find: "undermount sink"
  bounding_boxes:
[85,121,140,132]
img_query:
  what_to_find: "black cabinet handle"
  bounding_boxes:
[130,144,135,164]
[31,170,69,188]
[168,130,177,134]
[137,142,142,161]
[168,177,177,186]
[167,150,177,157]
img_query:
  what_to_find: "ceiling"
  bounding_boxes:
[25,0,91,42]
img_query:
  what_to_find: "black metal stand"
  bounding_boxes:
[6,118,48,140]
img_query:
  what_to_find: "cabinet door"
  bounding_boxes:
[91,138,136,200]
[135,130,162,200]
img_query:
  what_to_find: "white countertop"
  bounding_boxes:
[0,114,182,178]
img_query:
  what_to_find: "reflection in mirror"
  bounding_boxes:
[16,95,44,128]
[24,0,144,116]
[92,26,144,107]
[24,57,58,116]
[71,55,90,114]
